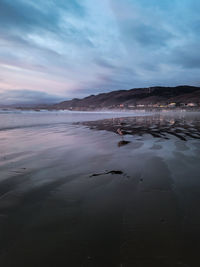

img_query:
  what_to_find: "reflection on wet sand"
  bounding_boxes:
[81,113,200,141]
[1,112,200,267]
[118,140,131,147]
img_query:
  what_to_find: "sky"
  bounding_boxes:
[0,0,200,104]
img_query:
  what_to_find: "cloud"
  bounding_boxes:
[129,24,173,48]
[0,0,200,104]
[0,89,65,105]
[170,43,200,69]
[0,0,85,33]
[0,0,58,34]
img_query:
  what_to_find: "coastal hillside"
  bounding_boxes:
[53,85,200,110]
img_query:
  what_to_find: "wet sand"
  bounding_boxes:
[0,111,200,266]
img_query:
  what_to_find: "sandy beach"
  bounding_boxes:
[0,110,200,267]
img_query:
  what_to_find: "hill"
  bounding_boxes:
[52,85,200,110]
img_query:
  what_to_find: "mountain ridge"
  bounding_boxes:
[52,85,200,110]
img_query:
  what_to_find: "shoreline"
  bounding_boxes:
[1,107,200,113]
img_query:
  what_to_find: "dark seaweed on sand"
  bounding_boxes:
[90,170,123,177]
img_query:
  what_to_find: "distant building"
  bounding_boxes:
[137,104,145,108]
[180,103,186,107]
[168,103,176,107]
[128,105,135,108]
[187,103,197,107]
[159,104,168,108]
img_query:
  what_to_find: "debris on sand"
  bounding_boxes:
[118,140,131,147]
[90,170,123,177]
